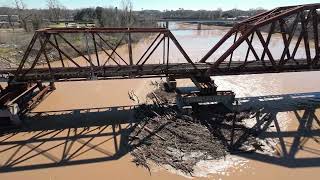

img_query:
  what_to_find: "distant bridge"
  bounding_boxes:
[157,19,238,29]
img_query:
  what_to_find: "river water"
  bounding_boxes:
[1,22,320,180]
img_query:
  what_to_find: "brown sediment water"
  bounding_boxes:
[1,23,320,179]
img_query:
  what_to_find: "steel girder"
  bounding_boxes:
[200,3,320,74]
[13,27,198,83]
[5,3,320,83]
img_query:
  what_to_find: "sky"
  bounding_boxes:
[0,0,319,11]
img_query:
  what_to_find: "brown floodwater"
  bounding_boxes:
[1,23,320,180]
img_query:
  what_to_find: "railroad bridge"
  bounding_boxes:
[0,3,319,126]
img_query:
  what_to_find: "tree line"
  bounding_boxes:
[0,0,140,32]
[0,0,268,32]
[140,8,267,20]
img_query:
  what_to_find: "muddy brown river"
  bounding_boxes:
[0,23,320,180]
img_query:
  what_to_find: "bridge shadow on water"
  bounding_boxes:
[0,92,320,173]
[233,92,320,168]
[0,105,138,173]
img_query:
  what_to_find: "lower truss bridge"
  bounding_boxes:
[0,3,320,127]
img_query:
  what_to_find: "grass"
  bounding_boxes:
[0,48,12,54]
[48,23,67,28]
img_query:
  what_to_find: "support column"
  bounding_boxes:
[165,21,169,29]
[49,82,56,90]
[164,77,177,92]
[128,32,133,66]
[197,23,201,30]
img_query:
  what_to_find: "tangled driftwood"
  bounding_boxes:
[129,83,268,175]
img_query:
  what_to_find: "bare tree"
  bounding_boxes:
[7,15,15,31]
[14,0,31,32]
[121,0,133,12]
[47,0,63,21]
[120,0,133,26]
[217,8,223,19]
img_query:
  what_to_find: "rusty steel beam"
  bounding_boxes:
[127,32,133,66]
[245,33,260,62]
[300,12,312,65]
[1,3,320,124]
[168,31,195,67]
[312,9,319,65]
[166,35,170,76]
[260,22,276,61]
[58,34,93,65]
[97,33,128,66]
[54,35,65,67]
[39,37,53,78]
[254,6,304,27]
[136,33,162,65]
[207,27,255,71]
[36,27,169,34]
[24,85,50,111]
[199,30,234,63]
[228,32,238,68]
[96,41,121,67]
[291,30,304,60]
[244,33,254,64]
[102,34,126,66]
[241,10,276,24]
[279,19,291,61]
[255,30,276,67]
[15,33,39,76]
[11,27,202,82]
[278,14,300,66]
[92,33,100,66]
[21,34,51,78]
[8,59,320,83]
[47,40,81,67]
[140,36,165,66]
[199,3,320,74]
[5,3,320,84]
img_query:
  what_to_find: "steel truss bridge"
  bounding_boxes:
[0,3,320,125]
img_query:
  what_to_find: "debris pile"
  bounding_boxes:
[130,83,274,176]
[130,104,228,175]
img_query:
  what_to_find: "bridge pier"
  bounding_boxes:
[49,82,56,90]
[165,21,169,29]
[163,75,235,111]
[164,77,177,92]
[197,23,202,30]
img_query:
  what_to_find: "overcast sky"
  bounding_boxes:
[0,0,319,11]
